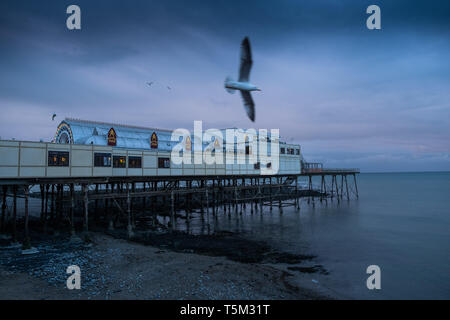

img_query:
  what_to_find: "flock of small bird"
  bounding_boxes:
[146,81,171,91]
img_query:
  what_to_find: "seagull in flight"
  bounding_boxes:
[224,37,260,122]
[52,113,57,121]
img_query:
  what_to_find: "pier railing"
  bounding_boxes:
[302,168,360,174]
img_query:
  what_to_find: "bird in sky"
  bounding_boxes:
[52,113,57,121]
[146,81,172,91]
[224,37,260,122]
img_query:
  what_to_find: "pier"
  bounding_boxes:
[0,169,359,249]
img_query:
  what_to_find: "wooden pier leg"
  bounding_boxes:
[258,184,262,213]
[200,180,204,216]
[228,180,232,213]
[143,182,146,209]
[1,185,6,232]
[205,189,210,233]
[170,191,175,232]
[353,174,359,199]
[70,184,75,236]
[94,184,99,224]
[279,183,283,214]
[212,180,216,216]
[54,184,62,235]
[335,176,340,203]
[295,176,300,211]
[234,187,238,214]
[308,175,313,205]
[269,178,273,211]
[127,183,134,238]
[320,176,324,203]
[50,184,55,222]
[39,184,45,222]
[223,181,227,215]
[12,186,17,243]
[186,191,191,223]
[331,175,335,199]
[22,186,31,250]
[43,184,49,233]
[131,182,135,227]
[107,184,114,231]
[345,175,350,201]
[340,175,344,199]
[83,184,89,235]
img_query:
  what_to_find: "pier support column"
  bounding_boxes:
[39,184,45,222]
[94,184,99,225]
[22,186,31,250]
[353,174,359,199]
[11,186,17,243]
[0,186,6,233]
[205,188,210,232]
[107,184,114,231]
[43,184,49,232]
[127,183,134,238]
[50,184,55,222]
[269,178,273,211]
[170,191,175,232]
[345,175,350,201]
[82,184,89,234]
[331,175,335,199]
[70,184,75,236]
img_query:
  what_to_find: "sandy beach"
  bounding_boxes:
[0,232,335,300]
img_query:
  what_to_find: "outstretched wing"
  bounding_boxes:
[240,91,255,122]
[239,37,253,82]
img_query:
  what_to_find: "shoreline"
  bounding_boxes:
[0,231,337,300]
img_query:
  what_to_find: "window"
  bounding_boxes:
[94,153,111,167]
[254,162,260,170]
[113,155,126,168]
[128,156,142,168]
[158,157,170,169]
[280,148,285,154]
[267,162,272,169]
[245,145,250,155]
[48,151,69,167]
[296,149,300,155]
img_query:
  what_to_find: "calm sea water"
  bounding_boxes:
[191,172,450,299]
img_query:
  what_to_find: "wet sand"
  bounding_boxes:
[0,232,335,300]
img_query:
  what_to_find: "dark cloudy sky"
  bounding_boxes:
[0,0,449,172]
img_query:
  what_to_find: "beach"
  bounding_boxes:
[0,232,333,300]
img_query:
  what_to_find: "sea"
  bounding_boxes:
[189,172,450,299]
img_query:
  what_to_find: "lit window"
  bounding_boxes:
[48,151,69,167]
[113,156,126,168]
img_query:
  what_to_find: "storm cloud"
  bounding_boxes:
[0,0,449,172]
